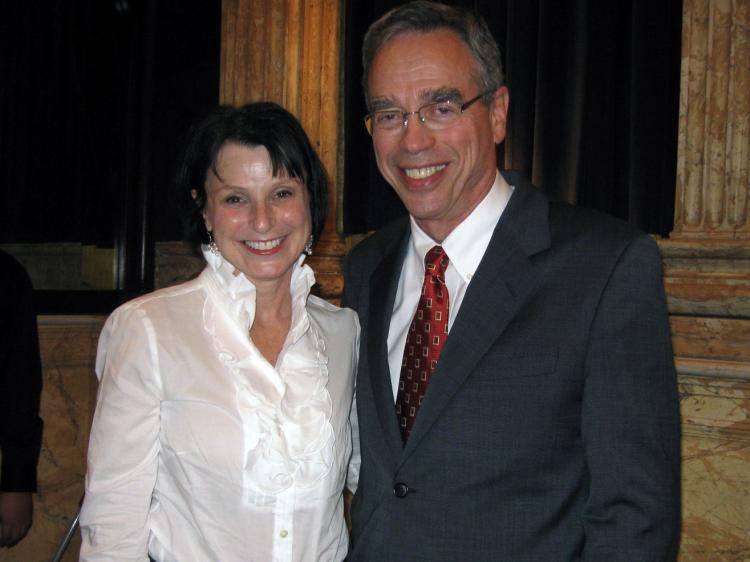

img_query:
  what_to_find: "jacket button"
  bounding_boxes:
[393,482,410,498]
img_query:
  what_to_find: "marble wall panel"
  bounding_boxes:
[680,435,750,561]
[660,238,750,318]
[666,277,750,317]
[678,375,750,561]
[671,316,750,362]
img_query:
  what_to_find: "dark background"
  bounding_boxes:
[0,0,221,297]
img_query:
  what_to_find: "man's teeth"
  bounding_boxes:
[245,238,282,251]
[404,164,446,179]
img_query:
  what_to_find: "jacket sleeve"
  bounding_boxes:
[79,306,162,562]
[581,234,681,561]
[341,250,359,311]
[0,256,43,493]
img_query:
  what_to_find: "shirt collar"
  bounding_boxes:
[408,171,513,280]
[201,245,315,335]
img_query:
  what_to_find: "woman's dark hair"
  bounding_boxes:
[177,102,328,249]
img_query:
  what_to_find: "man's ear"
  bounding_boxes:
[489,86,509,144]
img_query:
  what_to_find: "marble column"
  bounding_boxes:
[660,0,750,559]
[673,0,749,241]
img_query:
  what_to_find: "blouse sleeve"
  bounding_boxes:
[79,305,162,562]
[346,314,361,494]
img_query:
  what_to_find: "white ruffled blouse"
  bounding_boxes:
[80,249,360,562]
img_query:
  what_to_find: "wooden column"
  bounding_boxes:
[220,0,346,302]
[660,1,750,559]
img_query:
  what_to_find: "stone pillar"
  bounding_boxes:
[660,1,750,559]
[673,0,749,240]
[220,0,346,301]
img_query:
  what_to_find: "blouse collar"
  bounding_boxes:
[201,245,316,336]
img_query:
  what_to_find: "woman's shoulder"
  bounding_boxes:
[307,294,356,316]
[306,295,359,332]
[106,273,206,327]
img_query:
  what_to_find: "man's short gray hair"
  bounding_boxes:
[361,1,505,108]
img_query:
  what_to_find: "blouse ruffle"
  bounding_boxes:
[200,246,335,495]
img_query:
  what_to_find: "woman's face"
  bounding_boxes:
[201,142,312,290]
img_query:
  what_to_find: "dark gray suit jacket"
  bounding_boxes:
[342,172,681,561]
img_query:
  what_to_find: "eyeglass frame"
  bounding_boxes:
[363,90,494,136]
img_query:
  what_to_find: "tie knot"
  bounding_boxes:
[424,245,449,279]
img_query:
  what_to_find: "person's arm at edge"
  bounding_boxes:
[0,260,42,548]
[581,233,681,561]
[79,306,162,561]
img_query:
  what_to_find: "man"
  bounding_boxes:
[0,250,43,548]
[342,2,681,560]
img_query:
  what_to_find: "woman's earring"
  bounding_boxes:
[304,235,314,256]
[208,231,221,256]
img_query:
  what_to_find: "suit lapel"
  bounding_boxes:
[400,177,552,460]
[367,224,410,458]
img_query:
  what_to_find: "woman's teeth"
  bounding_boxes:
[245,238,282,250]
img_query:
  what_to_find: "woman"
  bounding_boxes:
[79,102,360,561]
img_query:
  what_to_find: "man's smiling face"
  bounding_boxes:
[367,29,508,242]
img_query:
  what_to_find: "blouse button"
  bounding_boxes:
[280,530,289,538]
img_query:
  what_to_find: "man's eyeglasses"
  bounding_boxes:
[364,90,493,136]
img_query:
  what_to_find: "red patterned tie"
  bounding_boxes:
[395,246,450,443]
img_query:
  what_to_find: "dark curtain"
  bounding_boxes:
[0,0,220,292]
[0,1,146,247]
[343,0,682,236]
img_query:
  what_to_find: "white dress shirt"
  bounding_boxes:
[387,172,513,398]
[80,248,360,562]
